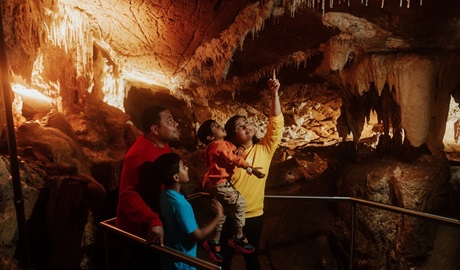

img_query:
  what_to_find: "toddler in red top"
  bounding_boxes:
[197,120,265,262]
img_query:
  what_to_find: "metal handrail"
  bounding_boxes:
[101,193,460,270]
[264,195,460,226]
[264,194,460,270]
[186,191,211,200]
[99,217,221,270]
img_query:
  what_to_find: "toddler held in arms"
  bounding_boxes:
[197,120,265,262]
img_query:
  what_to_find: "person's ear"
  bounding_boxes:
[173,173,180,182]
[150,125,159,135]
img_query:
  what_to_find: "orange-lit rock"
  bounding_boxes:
[0,0,459,269]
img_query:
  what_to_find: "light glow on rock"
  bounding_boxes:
[444,96,460,152]
[11,84,53,113]
[44,3,89,59]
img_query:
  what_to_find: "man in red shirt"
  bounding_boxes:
[116,105,179,254]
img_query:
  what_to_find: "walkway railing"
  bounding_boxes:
[100,193,460,270]
[99,217,220,270]
[264,195,460,270]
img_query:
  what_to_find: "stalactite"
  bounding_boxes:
[178,0,273,85]
[336,52,447,149]
[42,2,93,78]
[322,0,326,15]
[176,0,425,93]
[238,49,319,86]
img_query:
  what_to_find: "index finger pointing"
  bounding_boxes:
[272,69,276,80]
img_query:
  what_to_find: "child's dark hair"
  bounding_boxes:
[154,153,181,186]
[139,153,181,194]
[224,115,260,145]
[197,119,216,145]
[141,105,168,133]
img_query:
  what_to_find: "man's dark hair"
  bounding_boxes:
[141,105,167,133]
[224,115,260,146]
[197,119,216,145]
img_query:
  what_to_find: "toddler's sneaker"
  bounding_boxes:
[228,235,255,254]
[203,239,223,262]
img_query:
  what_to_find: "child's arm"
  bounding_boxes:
[191,199,224,241]
[251,167,266,179]
[219,143,266,179]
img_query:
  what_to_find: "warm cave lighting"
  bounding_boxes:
[11,84,53,114]
[45,4,88,54]
[443,96,460,153]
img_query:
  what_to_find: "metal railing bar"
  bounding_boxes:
[264,195,460,227]
[265,195,350,202]
[186,192,211,200]
[349,197,460,226]
[263,194,460,270]
[103,193,459,270]
[99,218,221,270]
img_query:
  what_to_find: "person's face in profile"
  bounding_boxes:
[156,110,180,141]
[176,160,189,183]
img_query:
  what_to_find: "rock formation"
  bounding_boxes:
[0,0,459,269]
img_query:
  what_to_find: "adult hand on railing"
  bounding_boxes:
[146,225,164,246]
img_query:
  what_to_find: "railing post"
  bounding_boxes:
[0,5,30,269]
[349,201,355,270]
[104,229,109,270]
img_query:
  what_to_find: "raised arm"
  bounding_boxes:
[268,69,281,117]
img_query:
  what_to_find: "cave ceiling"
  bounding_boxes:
[2,0,460,152]
[36,0,460,91]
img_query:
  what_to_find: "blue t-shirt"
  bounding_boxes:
[159,189,199,270]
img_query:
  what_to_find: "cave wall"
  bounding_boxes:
[0,0,459,269]
[337,154,451,268]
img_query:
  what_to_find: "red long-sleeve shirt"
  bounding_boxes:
[116,135,170,238]
[202,140,249,188]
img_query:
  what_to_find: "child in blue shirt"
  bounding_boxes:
[140,153,224,269]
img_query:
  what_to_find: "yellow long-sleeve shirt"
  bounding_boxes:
[230,113,284,218]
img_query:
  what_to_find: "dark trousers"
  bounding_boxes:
[219,215,264,270]
[104,234,161,270]
[130,243,162,270]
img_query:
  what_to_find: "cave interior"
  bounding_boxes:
[1,0,460,269]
